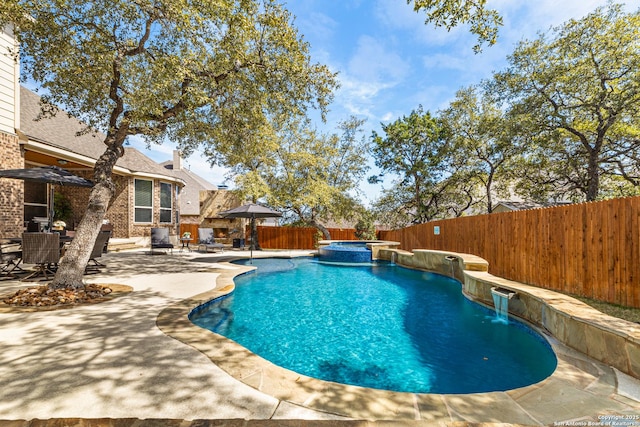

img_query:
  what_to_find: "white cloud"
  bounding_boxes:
[292,10,337,43]
[380,111,396,122]
[421,53,468,72]
[490,0,640,45]
[334,35,410,117]
[182,153,230,187]
[373,0,468,47]
[347,35,410,84]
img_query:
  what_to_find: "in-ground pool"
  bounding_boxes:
[190,257,557,394]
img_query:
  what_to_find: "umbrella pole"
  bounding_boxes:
[250,216,254,263]
[48,185,54,231]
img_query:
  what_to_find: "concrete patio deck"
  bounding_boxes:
[0,249,639,426]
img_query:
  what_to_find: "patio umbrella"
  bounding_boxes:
[219,203,282,260]
[0,165,94,230]
[0,165,94,187]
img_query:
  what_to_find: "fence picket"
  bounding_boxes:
[377,196,640,308]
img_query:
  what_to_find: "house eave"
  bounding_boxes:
[22,139,185,185]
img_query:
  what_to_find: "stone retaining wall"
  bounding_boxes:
[378,248,640,380]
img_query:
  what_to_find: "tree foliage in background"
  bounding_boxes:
[354,210,377,240]
[371,3,640,228]
[5,0,337,289]
[370,106,475,225]
[408,0,502,52]
[441,86,523,213]
[236,117,370,239]
[490,3,640,202]
[372,186,418,230]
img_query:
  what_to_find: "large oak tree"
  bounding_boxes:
[490,3,640,202]
[5,0,337,289]
[369,106,476,224]
[235,117,370,239]
[441,86,523,213]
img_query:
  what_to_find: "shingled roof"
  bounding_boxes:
[19,86,180,180]
[494,201,573,211]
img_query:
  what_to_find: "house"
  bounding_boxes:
[0,24,188,240]
[13,87,186,239]
[161,154,245,244]
[0,24,26,239]
[1,25,249,243]
[492,201,572,213]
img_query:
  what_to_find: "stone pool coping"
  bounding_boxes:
[376,248,640,380]
[157,252,640,424]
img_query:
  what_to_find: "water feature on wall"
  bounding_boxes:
[444,255,458,278]
[490,287,517,324]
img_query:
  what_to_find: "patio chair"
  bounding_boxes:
[197,228,225,253]
[1,241,23,279]
[85,231,111,273]
[150,227,174,254]
[21,232,60,281]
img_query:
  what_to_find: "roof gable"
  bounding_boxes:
[19,86,179,181]
[160,160,217,215]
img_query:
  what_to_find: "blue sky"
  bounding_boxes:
[130,0,640,204]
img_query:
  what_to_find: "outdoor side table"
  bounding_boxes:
[180,238,193,252]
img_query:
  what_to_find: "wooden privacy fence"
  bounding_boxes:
[379,196,640,308]
[257,226,357,250]
[179,223,356,249]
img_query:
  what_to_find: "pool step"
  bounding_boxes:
[107,238,144,252]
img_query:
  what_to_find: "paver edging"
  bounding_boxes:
[378,248,640,381]
[156,253,640,423]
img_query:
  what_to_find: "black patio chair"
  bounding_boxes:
[85,231,112,273]
[197,228,225,253]
[1,241,23,279]
[150,227,174,254]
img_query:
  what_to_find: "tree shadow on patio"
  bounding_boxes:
[0,285,278,420]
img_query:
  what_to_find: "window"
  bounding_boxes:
[134,179,153,223]
[160,182,172,223]
[24,181,48,222]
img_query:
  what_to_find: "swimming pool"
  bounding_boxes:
[190,257,557,394]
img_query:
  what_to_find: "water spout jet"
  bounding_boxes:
[490,287,517,324]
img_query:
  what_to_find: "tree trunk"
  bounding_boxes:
[310,220,331,240]
[486,174,494,213]
[49,143,121,289]
[251,218,260,250]
[586,150,600,201]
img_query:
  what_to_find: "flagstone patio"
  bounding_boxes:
[0,249,638,426]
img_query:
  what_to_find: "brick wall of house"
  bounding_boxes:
[55,185,91,230]
[0,131,24,239]
[130,178,180,239]
[104,174,131,238]
[56,172,131,239]
[54,168,91,231]
[56,173,181,240]
[58,173,147,239]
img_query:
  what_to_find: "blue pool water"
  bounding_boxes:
[318,241,372,263]
[190,257,557,394]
